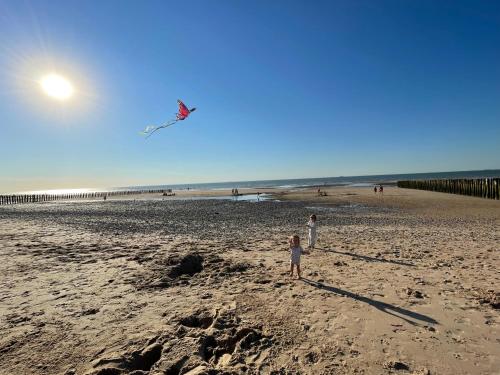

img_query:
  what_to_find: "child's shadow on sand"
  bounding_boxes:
[320,247,415,267]
[301,278,438,327]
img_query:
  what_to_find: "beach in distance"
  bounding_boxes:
[0,186,499,375]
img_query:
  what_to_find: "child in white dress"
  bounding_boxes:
[307,214,317,250]
[289,235,308,279]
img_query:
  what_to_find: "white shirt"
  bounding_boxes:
[307,220,317,232]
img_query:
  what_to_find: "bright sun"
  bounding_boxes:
[40,73,74,100]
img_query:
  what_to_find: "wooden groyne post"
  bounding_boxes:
[397,178,500,200]
[0,189,167,205]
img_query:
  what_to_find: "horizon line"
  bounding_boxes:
[2,168,500,195]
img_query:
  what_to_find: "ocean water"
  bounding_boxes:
[136,193,273,202]
[11,169,500,196]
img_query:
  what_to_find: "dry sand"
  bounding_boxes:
[0,187,498,375]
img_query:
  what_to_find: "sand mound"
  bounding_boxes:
[87,342,163,375]
[88,309,273,375]
[167,254,204,278]
[134,251,251,290]
[179,311,214,330]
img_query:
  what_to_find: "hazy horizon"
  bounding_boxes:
[3,168,500,194]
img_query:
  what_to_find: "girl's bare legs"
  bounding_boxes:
[290,264,301,278]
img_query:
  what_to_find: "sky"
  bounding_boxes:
[0,0,499,192]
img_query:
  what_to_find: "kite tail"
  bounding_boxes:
[140,119,179,139]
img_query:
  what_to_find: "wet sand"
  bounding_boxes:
[0,186,499,374]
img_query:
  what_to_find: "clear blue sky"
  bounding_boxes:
[1,0,499,192]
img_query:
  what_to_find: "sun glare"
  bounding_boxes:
[40,73,74,100]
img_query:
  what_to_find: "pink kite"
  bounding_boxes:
[141,99,196,138]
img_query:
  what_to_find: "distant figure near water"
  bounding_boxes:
[317,187,327,196]
[374,186,378,194]
[379,185,384,195]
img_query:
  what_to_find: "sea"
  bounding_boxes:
[11,169,500,195]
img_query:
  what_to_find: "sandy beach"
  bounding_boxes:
[0,186,499,375]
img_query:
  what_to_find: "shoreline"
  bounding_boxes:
[3,179,499,207]
[5,168,499,196]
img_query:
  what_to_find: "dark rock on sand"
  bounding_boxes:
[405,287,424,299]
[384,359,410,371]
[475,289,499,309]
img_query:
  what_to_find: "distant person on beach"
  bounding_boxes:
[306,214,317,250]
[232,188,239,199]
[289,235,308,279]
[379,185,384,195]
[374,186,377,194]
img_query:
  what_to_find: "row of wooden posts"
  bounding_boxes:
[397,178,500,200]
[0,189,168,205]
